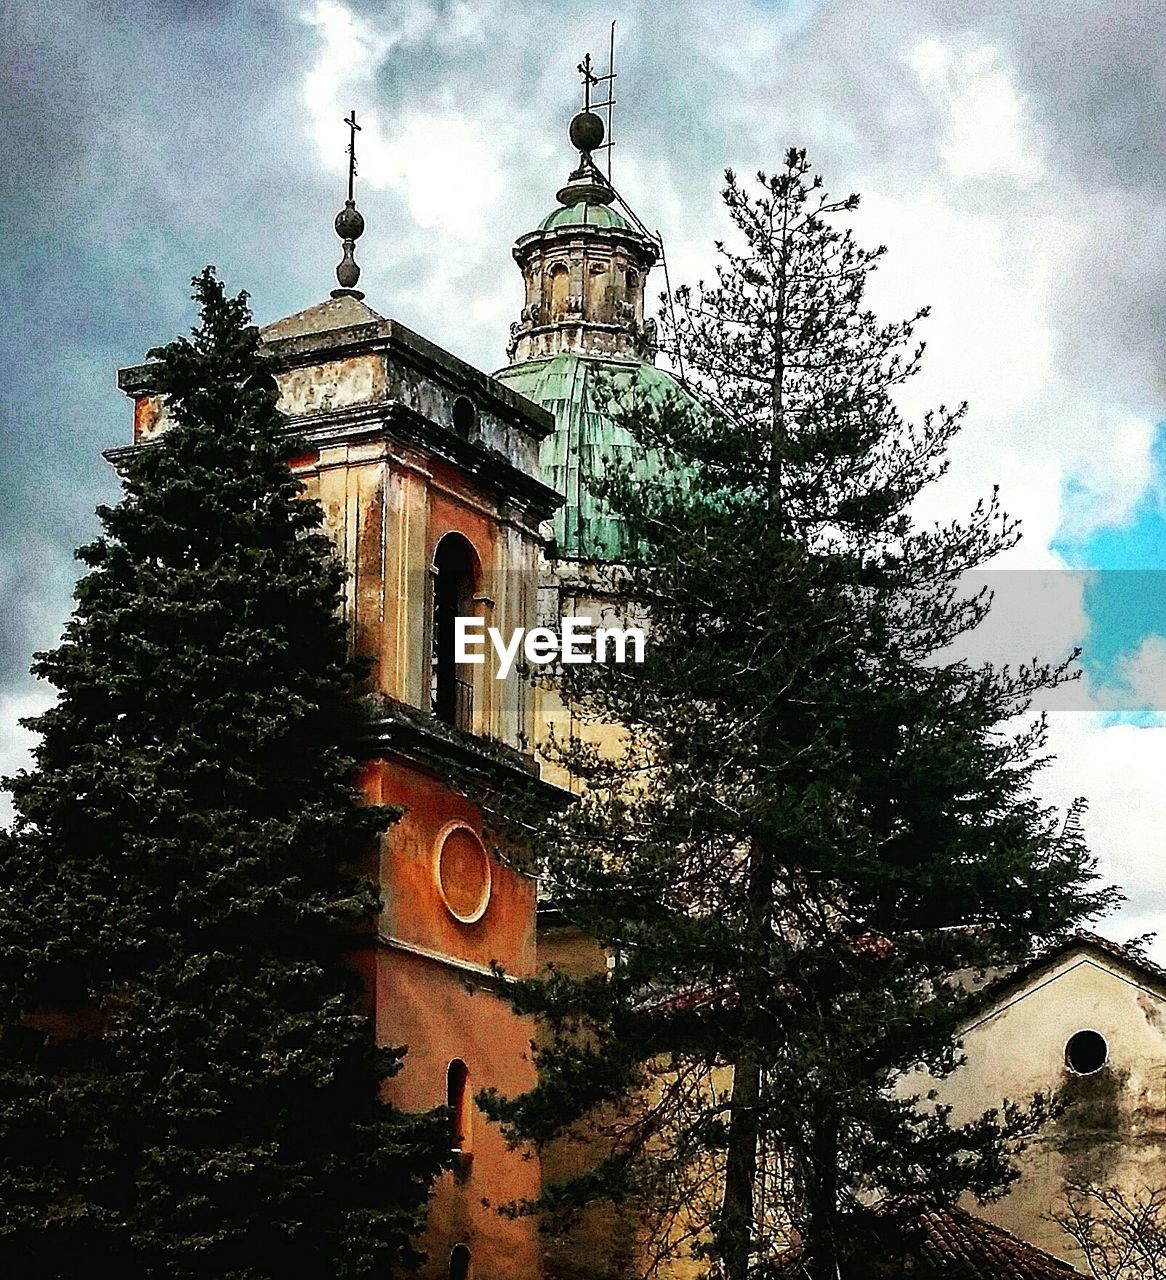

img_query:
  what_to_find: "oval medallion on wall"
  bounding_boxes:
[435,823,492,924]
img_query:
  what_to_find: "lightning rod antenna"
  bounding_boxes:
[605,21,616,180]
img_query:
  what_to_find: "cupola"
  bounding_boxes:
[507,109,659,364]
[496,91,698,562]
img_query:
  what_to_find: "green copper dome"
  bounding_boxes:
[538,201,633,232]
[494,353,693,560]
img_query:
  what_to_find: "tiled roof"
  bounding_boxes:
[967,930,1166,1021]
[777,1198,1081,1278]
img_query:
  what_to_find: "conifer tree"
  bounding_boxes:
[0,270,450,1278]
[484,153,1115,1279]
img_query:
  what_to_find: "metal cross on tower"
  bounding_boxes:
[344,110,361,203]
[577,53,598,111]
[331,108,366,300]
[576,23,617,178]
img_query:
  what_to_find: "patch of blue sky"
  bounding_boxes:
[1053,422,1166,717]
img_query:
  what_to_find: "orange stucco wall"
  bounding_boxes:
[292,432,539,750]
[361,755,541,1280]
[371,760,536,978]
[378,949,540,1280]
[427,458,497,562]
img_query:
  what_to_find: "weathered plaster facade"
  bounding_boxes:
[507,159,658,366]
[906,937,1166,1270]
[509,219,658,365]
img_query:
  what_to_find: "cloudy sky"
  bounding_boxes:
[3,0,1166,948]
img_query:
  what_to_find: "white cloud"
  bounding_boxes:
[301,0,503,245]
[1042,712,1166,958]
[1056,407,1159,540]
[0,686,53,830]
[1085,634,1166,716]
[859,187,1056,421]
[909,38,1045,183]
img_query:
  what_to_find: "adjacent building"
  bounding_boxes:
[917,933,1166,1271]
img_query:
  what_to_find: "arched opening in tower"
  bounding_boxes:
[447,1057,472,1152]
[548,263,570,321]
[431,533,478,730]
[449,1243,472,1280]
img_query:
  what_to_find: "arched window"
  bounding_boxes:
[451,396,476,438]
[625,268,638,290]
[447,1058,471,1152]
[449,1244,471,1280]
[586,262,607,319]
[548,264,569,320]
[432,534,477,730]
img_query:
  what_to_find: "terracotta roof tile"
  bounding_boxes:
[966,930,1166,1021]
[777,1198,1081,1278]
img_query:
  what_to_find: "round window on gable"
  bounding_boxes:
[452,396,477,438]
[1065,1029,1108,1075]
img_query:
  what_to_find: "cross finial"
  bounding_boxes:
[577,53,598,111]
[331,108,366,300]
[344,110,362,203]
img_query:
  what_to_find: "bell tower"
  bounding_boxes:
[116,111,564,1280]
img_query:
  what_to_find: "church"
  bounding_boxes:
[112,80,1165,1280]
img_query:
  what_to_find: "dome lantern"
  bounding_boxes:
[506,102,658,366]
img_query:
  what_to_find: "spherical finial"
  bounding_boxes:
[331,197,366,299]
[569,110,605,155]
[331,111,367,299]
[335,200,365,241]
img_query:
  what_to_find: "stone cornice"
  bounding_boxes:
[364,695,570,815]
[104,400,564,524]
[117,315,556,444]
[512,222,660,267]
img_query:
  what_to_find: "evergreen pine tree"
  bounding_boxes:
[0,270,450,1278]
[483,153,1115,1279]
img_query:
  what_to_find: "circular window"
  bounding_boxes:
[1065,1029,1108,1075]
[452,396,477,438]
[435,823,491,924]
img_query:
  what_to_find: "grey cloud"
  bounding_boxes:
[2,0,1164,946]
[925,0,1166,188]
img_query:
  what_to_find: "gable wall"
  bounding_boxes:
[909,950,1166,1267]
